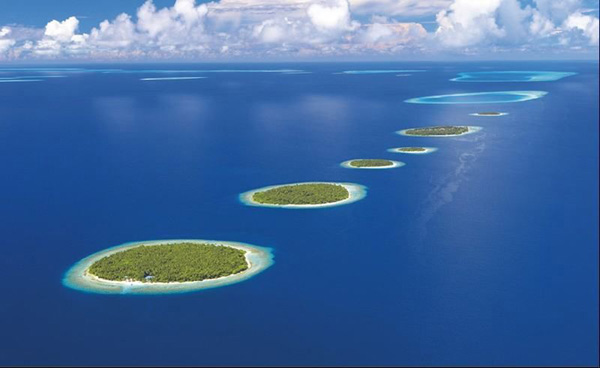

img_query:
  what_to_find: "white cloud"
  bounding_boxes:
[563,11,599,45]
[435,0,506,47]
[434,0,599,50]
[350,0,452,17]
[44,16,80,42]
[307,0,357,32]
[0,27,15,54]
[0,0,597,60]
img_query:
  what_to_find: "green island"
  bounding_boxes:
[475,112,502,116]
[397,147,426,152]
[252,183,349,205]
[88,242,248,283]
[403,125,469,136]
[349,159,394,167]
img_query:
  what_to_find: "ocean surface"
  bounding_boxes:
[0,61,597,366]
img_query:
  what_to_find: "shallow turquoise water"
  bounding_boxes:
[452,71,577,82]
[405,91,547,104]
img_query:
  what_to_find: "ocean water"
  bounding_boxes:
[0,61,597,366]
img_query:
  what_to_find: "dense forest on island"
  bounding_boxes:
[252,183,349,205]
[88,243,248,282]
[398,147,426,152]
[475,112,502,116]
[404,126,468,136]
[349,159,394,167]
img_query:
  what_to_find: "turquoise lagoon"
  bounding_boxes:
[339,70,425,74]
[451,71,576,82]
[405,91,547,104]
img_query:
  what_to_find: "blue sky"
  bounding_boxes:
[0,0,598,61]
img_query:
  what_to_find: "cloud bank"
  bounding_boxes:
[0,0,597,60]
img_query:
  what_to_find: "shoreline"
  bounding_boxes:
[239,182,367,209]
[387,147,438,154]
[340,160,405,169]
[63,239,274,295]
[397,126,482,137]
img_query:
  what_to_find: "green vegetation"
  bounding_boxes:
[397,147,426,152]
[88,243,248,283]
[475,112,502,116]
[252,183,349,205]
[349,159,394,167]
[404,126,469,136]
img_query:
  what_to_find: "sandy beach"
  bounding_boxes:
[63,239,274,295]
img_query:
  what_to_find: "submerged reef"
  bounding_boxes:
[451,71,576,82]
[405,91,547,104]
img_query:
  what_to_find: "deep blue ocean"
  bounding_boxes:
[0,61,598,366]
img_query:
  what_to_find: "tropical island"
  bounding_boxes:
[240,182,367,208]
[398,147,425,152]
[398,125,481,137]
[88,242,248,282]
[63,239,274,295]
[341,159,404,169]
[388,147,438,154]
[349,159,393,167]
[470,112,508,116]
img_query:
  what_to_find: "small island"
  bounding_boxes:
[398,125,481,137]
[63,239,274,295]
[388,147,437,154]
[470,112,508,117]
[240,182,367,208]
[89,242,248,283]
[341,159,404,169]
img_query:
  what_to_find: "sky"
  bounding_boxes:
[0,0,598,61]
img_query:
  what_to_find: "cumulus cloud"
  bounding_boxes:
[0,27,16,54]
[350,0,452,17]
[434,0,600,50]
[307,0,356,32]
[0,0,597,60]
[564,11,599,45]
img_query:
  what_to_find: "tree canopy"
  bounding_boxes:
[404,126,468,136]
[349,159,394,167]
[252,183,349,205]
[397,147,426,152]
[88,243,248,283]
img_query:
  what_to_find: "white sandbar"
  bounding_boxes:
[239,182,367,209]
[397,126,482,137]
[469,112,508,117]
[63,239,274,295]
[340,160,405,169]
[387,147,438,154]
[140,77,206,81]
